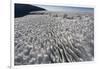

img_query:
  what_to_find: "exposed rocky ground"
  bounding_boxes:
[14,11,94,65]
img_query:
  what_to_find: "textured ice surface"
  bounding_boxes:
[14,11,94,65]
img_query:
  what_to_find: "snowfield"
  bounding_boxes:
[14,11,94,65]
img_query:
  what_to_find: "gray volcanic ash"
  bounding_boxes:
[14,11,94,65]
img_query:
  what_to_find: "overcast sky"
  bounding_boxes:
[33,4,94,13]
[14,0,94,12]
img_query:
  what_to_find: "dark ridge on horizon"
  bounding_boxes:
[15,3,46,18]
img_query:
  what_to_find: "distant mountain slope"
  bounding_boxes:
[15,3,46,18]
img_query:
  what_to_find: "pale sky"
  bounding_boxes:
[14,0,94,12]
